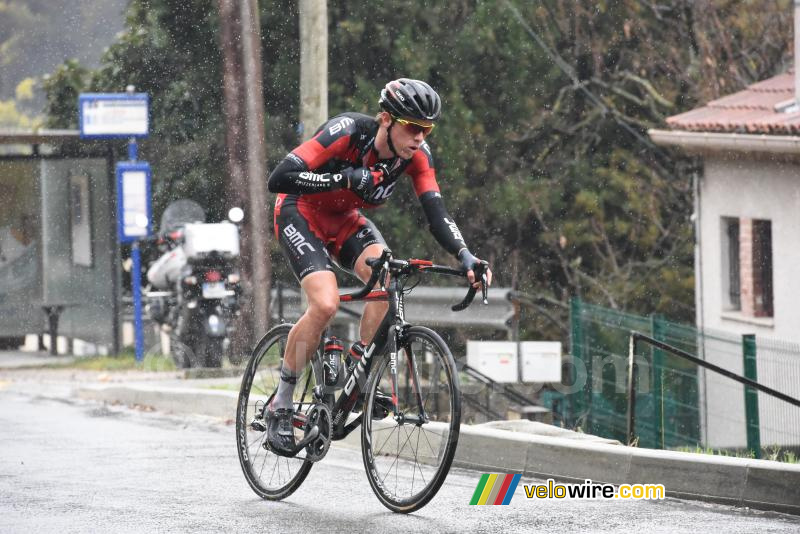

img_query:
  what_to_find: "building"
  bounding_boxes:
[649,71,800,449]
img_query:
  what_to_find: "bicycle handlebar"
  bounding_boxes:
[339,248,489,312]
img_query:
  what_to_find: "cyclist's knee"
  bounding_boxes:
[308,296,339,323]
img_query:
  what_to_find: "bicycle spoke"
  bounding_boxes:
[378,422,418,486]
[374,424,400,458]
[419,426,442,459]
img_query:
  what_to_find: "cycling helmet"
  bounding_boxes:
[379,78,441,122]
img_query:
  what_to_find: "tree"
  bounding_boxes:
[42,0,792,343]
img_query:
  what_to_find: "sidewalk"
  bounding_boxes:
[2,352,799,515]
[0,350,76,369]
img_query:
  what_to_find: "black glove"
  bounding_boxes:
[343,165,390,202]
[458,249,480,273]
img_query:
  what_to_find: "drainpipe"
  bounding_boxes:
[796,0,800,106]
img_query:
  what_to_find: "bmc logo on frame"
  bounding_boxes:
[469,473,521,505]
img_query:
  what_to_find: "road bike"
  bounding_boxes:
[235,248,488,513]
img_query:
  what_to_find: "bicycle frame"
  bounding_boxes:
[289,249,486,442]
[328,273,404,440]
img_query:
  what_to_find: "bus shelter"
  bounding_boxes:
[0,130,120,354]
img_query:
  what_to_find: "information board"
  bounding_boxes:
[116,162,152,243]
[79,93,149,138]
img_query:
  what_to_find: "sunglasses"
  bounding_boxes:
[392,116,435,136]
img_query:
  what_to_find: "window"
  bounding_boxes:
[70,172,93,267]
[721,217,740,311]
[721,217,773,319]
[751,220,773,317]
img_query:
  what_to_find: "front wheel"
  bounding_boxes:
[361,326,461,513]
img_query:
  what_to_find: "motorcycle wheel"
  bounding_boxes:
[169,330,192,369]
[203,336,224,368]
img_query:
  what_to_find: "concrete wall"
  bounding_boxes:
[697,156,800,448]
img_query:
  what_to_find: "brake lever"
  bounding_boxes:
[481,272,489,305]
[451,285,477,312]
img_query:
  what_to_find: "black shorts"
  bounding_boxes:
[273,195,387,281]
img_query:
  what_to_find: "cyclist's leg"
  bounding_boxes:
[337,217,389,345]
[282,271,339,377]
[273,201,339,410]
[353,243,389,342]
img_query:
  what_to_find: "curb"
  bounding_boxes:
[76,383,800,515]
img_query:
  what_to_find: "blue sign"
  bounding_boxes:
[116,161,152,243]
[79,93,149,139]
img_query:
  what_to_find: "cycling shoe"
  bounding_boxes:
[266,408,297,457]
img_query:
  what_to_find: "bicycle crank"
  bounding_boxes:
[303,403,332,462]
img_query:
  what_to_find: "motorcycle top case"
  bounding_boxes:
[147,246,187,289]
[182,222,240,260]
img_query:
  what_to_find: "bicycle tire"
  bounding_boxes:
[236,323,323,500]
[361,326,461,513]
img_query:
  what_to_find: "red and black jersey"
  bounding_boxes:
[268,112,468,256]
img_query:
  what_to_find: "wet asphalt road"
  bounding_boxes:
[1,390,799,534]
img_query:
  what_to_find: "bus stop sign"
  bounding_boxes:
[116,162,152,243]
[79,93,149,138]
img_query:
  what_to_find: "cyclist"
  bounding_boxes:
[265,78,492,456]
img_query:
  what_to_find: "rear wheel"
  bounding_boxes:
[236,323,323,500]
[361,326,461,513]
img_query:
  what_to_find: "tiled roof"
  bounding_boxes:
[666,71,800,134]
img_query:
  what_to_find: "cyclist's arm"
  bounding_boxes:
[267,153,346,195]
[409,146,468,256]
[267,118,355,195]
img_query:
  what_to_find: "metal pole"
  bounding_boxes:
[299,0,328,141]
[131,241,144,363]
[742,334,761,458]
[626,333,637,445]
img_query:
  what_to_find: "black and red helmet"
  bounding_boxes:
[379,78,441,122]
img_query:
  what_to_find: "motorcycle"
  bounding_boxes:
[145,200,243,368]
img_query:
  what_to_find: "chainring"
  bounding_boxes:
[304,403,332,462]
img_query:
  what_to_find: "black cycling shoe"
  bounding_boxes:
[266,408,297,457]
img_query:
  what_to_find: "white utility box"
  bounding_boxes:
[183,222,240,259]
[467,341,563,383]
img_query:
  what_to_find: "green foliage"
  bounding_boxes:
[41,0,791,340]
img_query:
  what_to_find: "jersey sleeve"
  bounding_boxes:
[407,142,440,197]
[267,116,356,194]
[409,143,468,256]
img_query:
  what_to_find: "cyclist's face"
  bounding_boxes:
[379,112,433,159]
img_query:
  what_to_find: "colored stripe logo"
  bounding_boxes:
[470,473,521,505]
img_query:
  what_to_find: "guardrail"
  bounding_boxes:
[627,331,800,455]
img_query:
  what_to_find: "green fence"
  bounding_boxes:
[564,298,800,456]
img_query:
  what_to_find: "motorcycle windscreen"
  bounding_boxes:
[159,199,205,233]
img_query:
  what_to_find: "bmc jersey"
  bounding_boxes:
[274,112,440,212]
[268,112,468,281]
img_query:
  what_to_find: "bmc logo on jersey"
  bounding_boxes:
[444,218,463,242]
[283,224,315,256]
[329,117,354,136]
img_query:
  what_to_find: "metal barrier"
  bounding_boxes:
[569,298,800,457]
[627,331,800,458]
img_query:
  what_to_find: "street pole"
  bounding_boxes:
[239,0,271,337]
[298,0,328,313]
[299,0,328,141]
